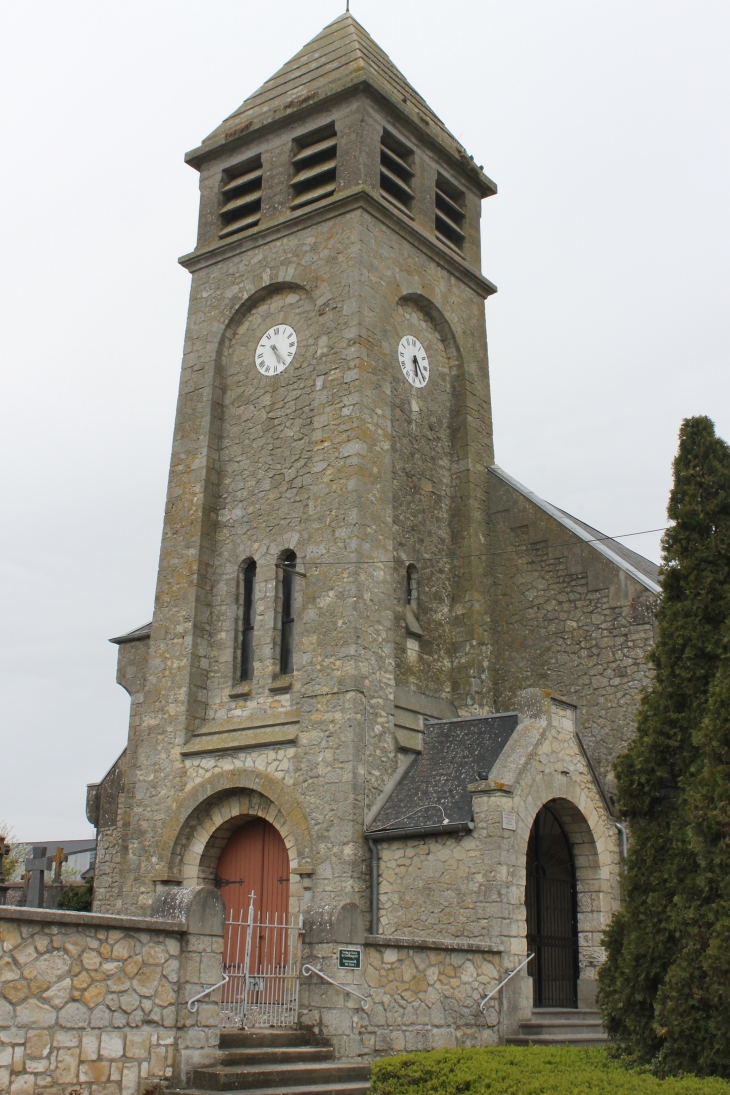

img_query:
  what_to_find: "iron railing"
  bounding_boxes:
[221,893,304,1028]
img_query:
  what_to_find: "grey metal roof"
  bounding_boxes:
[489,465,661,594]
[110,621,152,645]
[555,507,660,586]
[21,840,96,855]
[368,714,518,834]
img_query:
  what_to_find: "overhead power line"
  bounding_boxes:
[296,526,668,569]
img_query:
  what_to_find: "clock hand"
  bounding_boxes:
[271,343,285,366]
[412,354,423,380]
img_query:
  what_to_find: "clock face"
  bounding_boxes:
[398,335,429,388]
[255,325,298,376]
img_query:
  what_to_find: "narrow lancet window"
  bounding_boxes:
[406,564,419,613]
[279,553,297,676]
[405,563,423,640]
[240,561,257,681]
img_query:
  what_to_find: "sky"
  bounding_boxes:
[0,1,728,840]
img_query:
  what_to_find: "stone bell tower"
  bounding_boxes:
[92,12,498,920]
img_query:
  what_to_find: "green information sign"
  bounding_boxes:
[338,948,362,970]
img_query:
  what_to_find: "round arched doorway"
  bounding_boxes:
[216,817,298,1027]
[216,817,290,923]
[526,803,579,1008]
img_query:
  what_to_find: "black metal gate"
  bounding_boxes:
[526,805,579,1008]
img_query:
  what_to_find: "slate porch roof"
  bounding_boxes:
[367,713,519,835]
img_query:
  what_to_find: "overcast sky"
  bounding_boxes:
[1,1,728,841]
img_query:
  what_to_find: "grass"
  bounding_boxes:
[370,1046,730,1095]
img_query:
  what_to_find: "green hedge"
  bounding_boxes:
[370,1047,730,1095]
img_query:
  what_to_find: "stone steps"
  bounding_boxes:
[507,1007,611,1047]
[219,1047,335,1067]
[220,1031,317,1049]
[192,1061,371,1091]
[176,1085,370,1095]
[174,1029,370,1095]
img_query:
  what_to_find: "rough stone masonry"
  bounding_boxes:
[79,11,660,1060]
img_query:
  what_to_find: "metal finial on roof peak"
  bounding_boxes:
[346,0,350,11]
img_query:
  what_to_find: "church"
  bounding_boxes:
[86,12,660,1057]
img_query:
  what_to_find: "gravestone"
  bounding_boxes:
[25,846,50,908]
[0,836,10,906]
[50,846,68,883]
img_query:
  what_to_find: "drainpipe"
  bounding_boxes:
[367,838,379,935]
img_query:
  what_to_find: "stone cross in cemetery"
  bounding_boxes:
[0,835,10,905]
[50,845,68,884]
[25,846,50,908]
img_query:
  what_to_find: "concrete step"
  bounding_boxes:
[219,1031,317,1050]
[220,1047,335,1067]
[518,1020,605,1036]
[532,1008,601,1020]
[191,1062,371,1092]
[506,1007,611,1047]
[173,1085,371,1095]
[507,1033,611,1047]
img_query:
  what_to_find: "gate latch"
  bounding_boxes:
[215,876,244,888]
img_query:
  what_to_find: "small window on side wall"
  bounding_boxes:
[240,560,257,681]
[279,553,297,676]
[405,564,423,641]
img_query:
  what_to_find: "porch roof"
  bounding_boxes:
[367,712,518,835]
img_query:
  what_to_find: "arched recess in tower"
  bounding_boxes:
[391,292,467,700]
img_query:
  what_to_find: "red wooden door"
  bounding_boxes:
[216,819,290,923]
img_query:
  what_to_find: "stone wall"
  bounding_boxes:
[489,469,658,795]
[0,890,224,1095]
[377,830,483,941]
[298,940,502,1060]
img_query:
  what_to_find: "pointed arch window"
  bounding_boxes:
[279,553,297,676]
[240,560,257,681]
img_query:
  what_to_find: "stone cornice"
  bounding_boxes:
[185,81,497,200]
[179,186,497,300]
[364,934,503,953]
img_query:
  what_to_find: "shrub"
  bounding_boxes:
[58,876,93,911]
[370,1046,730,1095]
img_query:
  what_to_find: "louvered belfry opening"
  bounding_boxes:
[290,123,337,210]
[435,171,466,252]
[379,128,415,216]
[219,154,263,239]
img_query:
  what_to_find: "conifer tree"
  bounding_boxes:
[598,416,730,1068]
[653,631,730,1075]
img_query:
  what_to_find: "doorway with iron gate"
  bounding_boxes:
[216,818,302,1027]
[525,803,579,1008]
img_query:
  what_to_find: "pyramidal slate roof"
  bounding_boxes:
[194,13,493,192]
